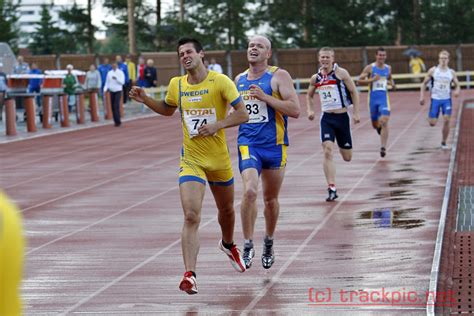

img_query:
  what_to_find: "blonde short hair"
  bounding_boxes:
[319,47,335,56]
[439,50,450,57]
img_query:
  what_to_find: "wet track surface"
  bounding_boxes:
[0,91,470,315]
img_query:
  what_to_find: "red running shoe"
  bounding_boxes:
[218,240,246,273]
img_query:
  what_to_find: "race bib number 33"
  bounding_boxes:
[246,100,269,124]
[183,108,217,138]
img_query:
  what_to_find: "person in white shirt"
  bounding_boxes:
[208,57,223,74]
[420,50,460,149]
[104,62,125,126]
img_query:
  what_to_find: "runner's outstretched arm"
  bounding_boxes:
[129,86,177,116]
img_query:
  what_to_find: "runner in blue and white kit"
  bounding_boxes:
[306,47,360,202]
[358,47,396,158]
[420,50,460,149]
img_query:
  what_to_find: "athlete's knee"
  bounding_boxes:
[443,116,451,124]
[429,120,437,127]
[341,150,352,162]
[183,209,201,226]
[243,186,258,203]
[218,202,235,217]
[380,118,389,126]
[263,197,279,212]
[323,144,333,160]
[371,121,379,129]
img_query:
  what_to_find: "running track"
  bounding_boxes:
[1,91,469,315]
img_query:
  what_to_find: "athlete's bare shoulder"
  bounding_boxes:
[427,66,436,75]
[234,72,245,84]
[335,66,351,80]
[272,67,293,82]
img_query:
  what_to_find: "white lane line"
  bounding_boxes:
[59,119,372,313]
[4,119,171,169]
[27,187,176,255]
[7,134,180,190]
[242,106,425,314]
[0,111,158,145]
[426,99,466,316]
[26,121,321,251]
[20,155,176,213]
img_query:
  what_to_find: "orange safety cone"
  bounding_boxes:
[42,95,52,128]
[24,96,37,133]
[105,91,112,120]
[5,98,17,136]
[89,91,99,122]
[77,94,85,124]
[60,94,70,127]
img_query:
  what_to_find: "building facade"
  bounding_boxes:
[16,0,70,48]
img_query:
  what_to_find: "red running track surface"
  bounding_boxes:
[1,91,471,315]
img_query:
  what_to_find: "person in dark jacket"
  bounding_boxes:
[144,59,157,88]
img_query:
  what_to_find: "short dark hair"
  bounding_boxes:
[376,47,386,54]
[177,38,203,54]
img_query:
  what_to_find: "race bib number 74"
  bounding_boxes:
[183,108,217,138]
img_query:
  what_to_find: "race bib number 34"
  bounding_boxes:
[318,85,341,107]
[183,108,217,138]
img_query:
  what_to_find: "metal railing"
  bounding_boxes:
[144,71,473,98]
[293,71,474,94]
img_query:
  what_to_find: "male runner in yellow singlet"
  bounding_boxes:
[129,38,249,295]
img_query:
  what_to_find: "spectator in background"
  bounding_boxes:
[116,55,130,104]
[27,62,43,110]
[13,55,29,74]
[0,63,7,121]
[98,57,112,104]
[84,64,101,93]
[136,56,146,87]
[125,55,136,104]
[208,57,223,74]
[62,64,78,112]
[13,56,30,113]
[409,55,426,83]
[103,62,125,127]
[144,59,157,88]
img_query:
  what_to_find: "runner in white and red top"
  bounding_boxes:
[306,47,360,202]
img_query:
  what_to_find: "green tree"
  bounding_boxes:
[0,0,20,51]
[258,0,391,48]
[184,0,259,50]
[104,0,155,52]
[59,2,97,53]
[156,7,200,51]
[28,4,69,54]
[99,32,128,54]
[419,0,474,44]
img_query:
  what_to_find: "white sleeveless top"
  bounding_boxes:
[314,64,352,112]
[431,67,453,100]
